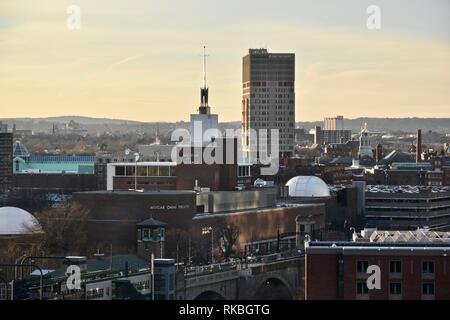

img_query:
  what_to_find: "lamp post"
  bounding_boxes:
[202,227,214,264]
[151,253,155,301]
[134,152,140,191]
[124,149,140,191]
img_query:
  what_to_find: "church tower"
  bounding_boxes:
[189,46,220,146]
[358,123,373,159]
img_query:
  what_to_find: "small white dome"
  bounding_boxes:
[0,207,42,235]
[285,176,331,197]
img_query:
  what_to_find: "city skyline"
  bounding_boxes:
[1,0,450,122]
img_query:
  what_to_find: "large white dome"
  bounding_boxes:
[285,176,331,197]
[0,207,42,236]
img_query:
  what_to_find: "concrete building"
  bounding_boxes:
[305,229,450,300]
[242,48,295,158]
[313,126,352,145]
[0,131,13,205]
[72,187,326,260]
[365,185,450,231]
[0,121,8,133]
[324,116,344,131]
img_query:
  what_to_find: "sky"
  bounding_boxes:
[0,0,449,122]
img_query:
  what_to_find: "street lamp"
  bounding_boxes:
[133,152,140,191]
[125,149,140,191]
[202,227,214,264]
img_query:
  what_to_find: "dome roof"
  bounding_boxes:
[0,207,42,235]
[285,176,331,198]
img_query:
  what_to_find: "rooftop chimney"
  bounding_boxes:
[416,129,422,163]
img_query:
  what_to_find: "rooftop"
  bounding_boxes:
[27,155,95,162]
[366,185,450,194]
[368,230,450,243]
[136,217,167,227]
[75,190,196,196]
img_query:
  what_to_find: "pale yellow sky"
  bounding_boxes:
[1,0,449,122]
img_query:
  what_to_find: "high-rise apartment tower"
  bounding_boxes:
[242,49,295,158]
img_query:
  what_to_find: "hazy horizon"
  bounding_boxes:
[1,0,450,122]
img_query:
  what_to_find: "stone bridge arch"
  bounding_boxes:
[194,290,226,300]
[253,275,293,300]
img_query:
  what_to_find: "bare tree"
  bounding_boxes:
[34,202,89,256]
[215,223,240,261]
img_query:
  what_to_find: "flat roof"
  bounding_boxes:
[74,190,196,196]
[107,161,177,166]
[305,241,450,256]
[193,203,323,219]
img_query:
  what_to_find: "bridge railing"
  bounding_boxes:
[183,250,303,277]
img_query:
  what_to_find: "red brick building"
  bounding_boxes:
[305,230,450,300]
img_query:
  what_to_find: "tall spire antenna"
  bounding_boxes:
[202,45,208,89]
[199,45,210,113]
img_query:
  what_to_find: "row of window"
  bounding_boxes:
[115,166,175,177]
[134,280,150,291]
[86,287,107,299]
[357,281,435,296]
[356,260,435,274]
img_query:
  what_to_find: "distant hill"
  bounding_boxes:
[296,118,450,133]
[1,116,449,135]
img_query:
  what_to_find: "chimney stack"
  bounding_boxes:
[416,129,422,163]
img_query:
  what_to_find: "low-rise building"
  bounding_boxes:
[305,229,450,300]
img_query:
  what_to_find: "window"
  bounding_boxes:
[148,166,157,176]
[356,282,369,295]
[389,283,402,295]
[115,166,125,176]
[422,261,435,274]
[357,261,369,273]
[390,261,402,273]
[159,166,169,176]
[422,283,435,295]
[86,288,104,299]
[125,166,135,176]
[134,280,150,291]
[137,166,147,176]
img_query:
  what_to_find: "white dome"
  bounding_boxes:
[0,207,42,235]
[285,176,331,197]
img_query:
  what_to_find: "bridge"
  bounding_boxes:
[175,252,304,300]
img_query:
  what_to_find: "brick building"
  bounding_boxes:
[305,229,450,300]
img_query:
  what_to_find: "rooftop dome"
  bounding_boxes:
[285,176,331,198]
[0,207,42,236]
